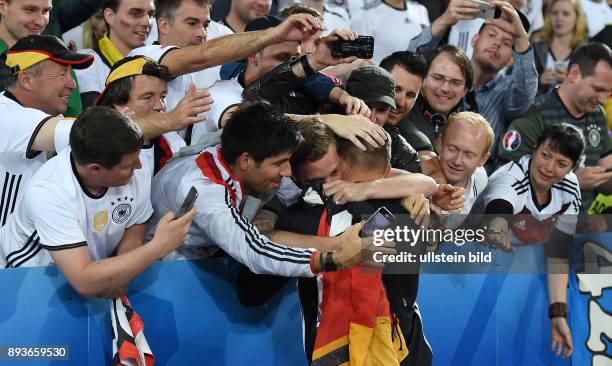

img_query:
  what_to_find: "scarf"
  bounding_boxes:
[98,33,125,66]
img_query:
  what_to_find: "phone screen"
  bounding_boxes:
[360,207,396,237]
[176,186,198,218]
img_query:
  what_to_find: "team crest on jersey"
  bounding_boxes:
[112,203,132,224]
[587,127,600,147]
[93,211,109,232]
[503,130,521,151]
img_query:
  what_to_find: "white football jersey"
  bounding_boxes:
[1,148,153,268]
[480,155,580,243]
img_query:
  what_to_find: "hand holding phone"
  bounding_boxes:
[360,207,396,238]
[331,35,374,59]
[176,186,199,218]
[467,0,498,20]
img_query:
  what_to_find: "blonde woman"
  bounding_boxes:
[82,10,107,50]
[533,0,588,92]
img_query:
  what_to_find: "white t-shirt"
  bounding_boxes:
[479,155,580,243]
[445,166,488,229]
[351,1,430,64]
[190,78,243,144]
[74,48,110,94]
[580,0,612,37]
[0,148,153,268]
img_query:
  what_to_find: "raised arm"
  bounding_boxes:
[159,14,324,76]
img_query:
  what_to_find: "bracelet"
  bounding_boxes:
[300,54,316,77]
[548,302,568,319]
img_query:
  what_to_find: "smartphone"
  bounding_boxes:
[176,186,198,218]
[468,0,497,20]
[331,35,374,59]
[360,207,396,238]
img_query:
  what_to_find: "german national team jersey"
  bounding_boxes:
[0,92,73,226]
[146,145,316,277]
[480,155,580,243]
[0,148,153,268]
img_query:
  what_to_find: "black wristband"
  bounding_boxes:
[300,54,316,77]
[548,302,568,319]
[323,252,338,272]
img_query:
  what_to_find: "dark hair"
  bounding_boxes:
[568,42,612,77]
[70,106,144,169]
[101,0,122,35]
[101,0,121,12]
[221,101,303,164]
[279,4,323,21]
[426,45,473,90]
[155,0,213,21]
[379,51,427,79]
[96,56,171,107]
[338,135,391,175]
[534,123,585,166]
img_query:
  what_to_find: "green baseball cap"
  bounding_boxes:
[346,65,396,109]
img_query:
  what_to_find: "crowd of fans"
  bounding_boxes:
[0,0,610,364]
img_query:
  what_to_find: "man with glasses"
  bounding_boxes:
[404,45,473,143]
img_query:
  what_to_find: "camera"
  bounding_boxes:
[331,36,374,59]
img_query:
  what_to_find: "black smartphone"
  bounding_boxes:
[331,35,374,59]
[176,186,198,218]
[360,207,396,238]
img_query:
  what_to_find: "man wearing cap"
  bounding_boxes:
[0,36,210,224]
[378,51,447,185]
[408,0,538,162]
[0,0,100,117]
[346,65,424,174]
[96,55,208,173]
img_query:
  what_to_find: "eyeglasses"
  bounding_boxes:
[427,74,465,89]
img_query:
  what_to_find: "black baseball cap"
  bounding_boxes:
[245,15,283,32]
[6,35,94,75]
[347,65,396,109]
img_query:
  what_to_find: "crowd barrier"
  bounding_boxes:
[0,233,610,365]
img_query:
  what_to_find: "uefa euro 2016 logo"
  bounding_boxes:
[503,130,521,152]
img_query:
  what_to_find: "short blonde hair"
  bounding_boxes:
[441,112,494,155]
